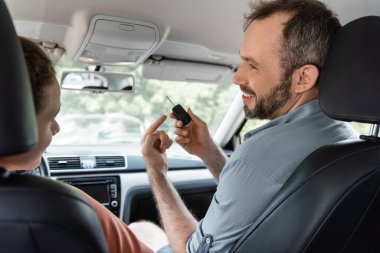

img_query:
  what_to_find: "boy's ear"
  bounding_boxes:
[292,65,319,94]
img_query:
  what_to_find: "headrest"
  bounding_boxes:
[319,16,380,124]
[0,2,37,155]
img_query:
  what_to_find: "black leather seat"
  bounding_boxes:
[231,16,380,253]
[0,2,108,253]
[0,174,109,253]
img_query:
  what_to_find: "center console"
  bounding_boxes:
[59,176,121,216]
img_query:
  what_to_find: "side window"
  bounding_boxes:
[239,119,268,142]
[349,122,372,136]
[239,120,371,143]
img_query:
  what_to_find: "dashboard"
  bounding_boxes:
[38,145,217,224]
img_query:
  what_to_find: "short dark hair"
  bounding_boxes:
[244,0,341,82]
[19,37,56,113]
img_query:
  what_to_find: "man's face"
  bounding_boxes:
[233,12,295,120]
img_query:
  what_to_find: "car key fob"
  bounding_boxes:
[166,96,192,125]
[172,104,192,125]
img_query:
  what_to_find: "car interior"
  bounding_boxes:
[1,0,380,252]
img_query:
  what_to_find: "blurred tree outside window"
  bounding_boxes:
[53,55,239,145]
[240,117,371,142]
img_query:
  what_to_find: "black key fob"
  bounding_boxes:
[172,104,192,125]
[166,96,192,125]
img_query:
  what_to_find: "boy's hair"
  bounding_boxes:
[19,37,56,113]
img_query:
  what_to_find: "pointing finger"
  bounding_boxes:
[142,115,167,142]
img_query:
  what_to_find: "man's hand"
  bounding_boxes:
[141,115,173,174]
[172,108,227,182]
[142,115,198,253]
[171,108,214,160]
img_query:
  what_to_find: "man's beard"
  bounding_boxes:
[243,76,292,120]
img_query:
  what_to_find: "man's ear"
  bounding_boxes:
[292,65,319,94]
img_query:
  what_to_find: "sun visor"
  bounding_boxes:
[74,15,159,65]
[142,58,235,85]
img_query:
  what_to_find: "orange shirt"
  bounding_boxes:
[81,190,154,253]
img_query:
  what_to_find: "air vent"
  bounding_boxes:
[95,156,125,168]
[48,157,80,170]
[47,155,127,173]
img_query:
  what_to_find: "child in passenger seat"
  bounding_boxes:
[0,36,157,253]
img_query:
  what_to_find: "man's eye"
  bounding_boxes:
[249,64,257,70]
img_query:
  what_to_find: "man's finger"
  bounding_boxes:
[175,136,190,144]
[158,131,172,150]
[153,138,161,152]
[169,112,176,119]
[173,128,188,137]
[187,108,203,124]
[142,115,167,141]
[142,132,160,156]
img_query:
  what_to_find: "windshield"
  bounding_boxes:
[52,56,239,146]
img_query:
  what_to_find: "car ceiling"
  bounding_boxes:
[5,0,380,68]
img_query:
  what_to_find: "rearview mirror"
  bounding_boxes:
[61,71,134,93]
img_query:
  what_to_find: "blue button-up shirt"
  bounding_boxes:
[187,99,358,253]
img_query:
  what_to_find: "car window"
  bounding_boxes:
[240,118,371,141]
[52,55,239,146]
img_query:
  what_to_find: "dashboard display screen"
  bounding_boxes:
[77,184,110,204]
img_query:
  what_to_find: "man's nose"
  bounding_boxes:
[233,65,247,86]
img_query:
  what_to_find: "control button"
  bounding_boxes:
[119,24,135,31]
[110,184,117,198]
[111,200,118,207]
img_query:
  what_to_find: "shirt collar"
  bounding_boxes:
[244,99,321,140]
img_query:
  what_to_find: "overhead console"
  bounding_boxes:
[74,15,160,65]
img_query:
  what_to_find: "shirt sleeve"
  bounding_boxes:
[80,189,154,253]
[187,159,281,253]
